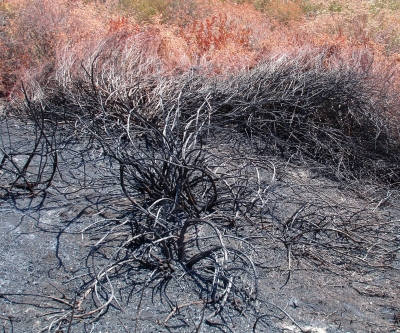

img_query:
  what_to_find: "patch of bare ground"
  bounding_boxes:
[1,146,399,332]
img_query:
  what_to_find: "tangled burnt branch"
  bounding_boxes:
[58,71,264,327]
[0,90,58,197]
[35,52,400,187]
[2,52,400,331]
[211,55,400,184]
[50,54,397,328]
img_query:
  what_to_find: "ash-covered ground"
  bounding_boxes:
[1,113,400,333]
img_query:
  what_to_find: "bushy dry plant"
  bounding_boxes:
[295,0,400,55]
[0,0,112,96]
[3,0,400,99]
[115,0,212,24]
[257,0,305,22]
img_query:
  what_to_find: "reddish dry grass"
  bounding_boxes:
[0,0,400,102]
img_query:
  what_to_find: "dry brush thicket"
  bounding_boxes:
[5,0,400,99]
[1,51,400,331]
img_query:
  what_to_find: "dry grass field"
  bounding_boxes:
[1,0,400,90]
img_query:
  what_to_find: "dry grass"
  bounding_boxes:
[0,0,399,149]
[1,0,400,91]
